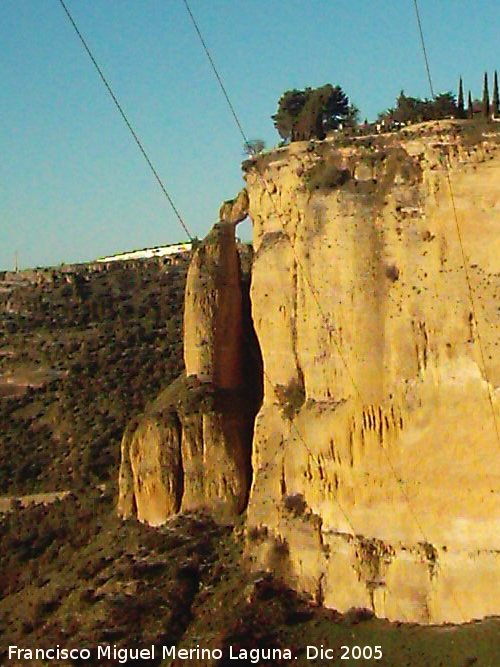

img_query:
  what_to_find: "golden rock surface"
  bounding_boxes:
[184,222,244,389]
[243,122,500,623]
[118,122,500,623]
[118,219,251,526]
[218,188,250,224]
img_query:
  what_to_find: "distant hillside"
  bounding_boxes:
[1,130,499,664]
[0,254,189,496]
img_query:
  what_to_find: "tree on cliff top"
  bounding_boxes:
[492,71,499,117]
[378,90,457,124]
[457,76,465,118]
[272,84,357,142]
[243,139,266,157]
[482,72,490,118]
[467,90,473,119]
[430,92,458,119]
[272,89,309,141]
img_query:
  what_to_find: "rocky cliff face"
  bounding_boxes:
[242,121,500,624]
[118,122,500,624]
[184,222,244,389]
[118,191,261,526]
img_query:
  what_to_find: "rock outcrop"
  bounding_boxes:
[242,121,500,623]
[184,223,244,389]
[118,121,500,624]
[118,190,261,525]
[218,188,250,225]
[117,374,255,525]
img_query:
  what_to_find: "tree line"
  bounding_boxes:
[381,71,499,125]
[244,71,499,153]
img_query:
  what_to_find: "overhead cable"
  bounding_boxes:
[58,0,193,241]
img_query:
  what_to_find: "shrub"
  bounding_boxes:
[305,162,351,191]
[274,378,306,419]
[283,494,307,516]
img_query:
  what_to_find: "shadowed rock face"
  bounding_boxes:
[184,222,244,389]
[117,375,256,525]
[118,189,261,525]
[243,121,500,624]
[118,123,500,623]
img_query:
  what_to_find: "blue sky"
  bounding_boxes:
[1,0,499,270]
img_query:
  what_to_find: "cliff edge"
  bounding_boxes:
[118,121,500,624]
[243,120,500,623]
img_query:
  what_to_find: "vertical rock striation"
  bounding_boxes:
[242,122,500,623]
[117,123,500,624]
[184,222,243,389]
[118,189,259,525]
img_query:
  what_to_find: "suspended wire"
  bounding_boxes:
[183,0,453,622]
[58,0,193,242]
[410,0,500,622]
[444,170,500,447]
[411,0,500,451]
[56,0,485,622]
[182,0,251,150]
[412,0,435,98]
[181,0,364,402]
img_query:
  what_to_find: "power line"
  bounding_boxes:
[183,0,454,621]
[58,0,487,622]
[410,0,500,622]
[181,0,363,401]
[58,0,193,242]
[411,0,500,452]
[444,169,500,448]
[412,0,435,98]
[182,0,250,150]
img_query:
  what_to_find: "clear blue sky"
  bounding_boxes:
[1,0,498,270]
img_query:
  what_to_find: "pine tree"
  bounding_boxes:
[272,84,354,142]
[492,70,499,118]
[482,72,490,118]
[457,76,465,118]
[467,91,473,119]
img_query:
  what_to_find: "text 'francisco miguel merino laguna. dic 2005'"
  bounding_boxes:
[8,643,384,663]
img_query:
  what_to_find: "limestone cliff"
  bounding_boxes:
[243,120,500,624]
[184,223,243,389]
[118,191,261,525]
[118,121,500,624]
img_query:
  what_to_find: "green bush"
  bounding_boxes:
[274,378,306,419]
[305,162,351,191]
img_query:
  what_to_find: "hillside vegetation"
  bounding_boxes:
[0,257,188,496]
[1,245,499,665]
[2,492,499,667]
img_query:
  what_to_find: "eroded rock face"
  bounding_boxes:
[179,392,252,520]
[243,121,500,623]
[219,188,249,224]
[117,418,139,520]
[118,376,254,525]
[129,411,182,526]
[118,122,500,623]
[117,381,183,526]
[118,207,258,526]
[184,222,244,389]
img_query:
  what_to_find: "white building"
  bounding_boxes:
[97,242,192,263]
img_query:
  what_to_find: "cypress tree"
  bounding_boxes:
[492,70,499,118]
[457,76,465,118]
[482,72,490,118]
[467,91,473,119]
